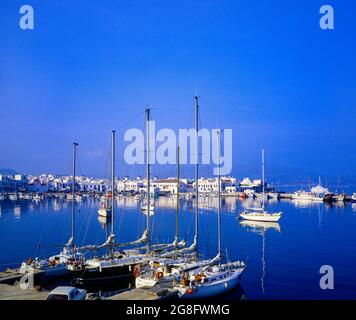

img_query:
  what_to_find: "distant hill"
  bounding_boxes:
[0,168,17,175]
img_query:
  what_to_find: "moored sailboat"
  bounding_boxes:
[239,148,282,223]
[20,143,81,280]
[173,130,246,298]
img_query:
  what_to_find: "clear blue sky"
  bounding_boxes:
[0,0,355,183]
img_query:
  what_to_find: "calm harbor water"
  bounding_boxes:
[1,195,356,299]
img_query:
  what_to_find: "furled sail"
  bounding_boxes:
[77,233,115,251]
[116,229,149,247]
[209,252,223,266]
[159,238,196,258]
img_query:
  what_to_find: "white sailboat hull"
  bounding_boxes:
[240,212,282,222]
[178,269,242,299]
[135,277,157,289]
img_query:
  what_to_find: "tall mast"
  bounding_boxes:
[146,108,151,255]
[111,130,115,236]
[107,154,110,209]
[71,142,78,248]
[194,95,199,259]
[217,130,221,263]
[175,145,180,251]
[262,147,265,209]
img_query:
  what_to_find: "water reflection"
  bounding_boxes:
[1,195,356,299]
[14,205,21,219]
[240,220,281,295]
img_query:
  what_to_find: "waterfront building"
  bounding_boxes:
[152,178,187,195]
[0,174,29,192]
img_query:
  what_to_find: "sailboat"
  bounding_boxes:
[239,148,282,222]
[135,145,196,288]
[135,98,213,289]
[20,143,81,280]
[98,157,112,218]
[173,130,246,299]
[74,121,150,286]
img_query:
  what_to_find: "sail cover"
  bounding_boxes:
[116,229,149,247]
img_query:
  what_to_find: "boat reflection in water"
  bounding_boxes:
[240,220,281,295]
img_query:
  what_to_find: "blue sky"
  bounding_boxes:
[0,0,355,183]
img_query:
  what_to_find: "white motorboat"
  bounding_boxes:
[291,190,324,202]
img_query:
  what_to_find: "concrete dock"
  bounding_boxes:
[0,268,45,285]
[109,287,178,300]
[0,284,47,300]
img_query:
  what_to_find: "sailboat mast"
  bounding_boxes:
[262,147,265,209]
[194,96,199,259]
[175,145,180,250]
[107,154,110,208]
[217,130,221,261]
[71,142,78,248]
[111,130,115,236]
[146,108,151,255]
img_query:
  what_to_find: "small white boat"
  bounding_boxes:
[240,210,282,222]
[9,193,18,201]
[142,200,155,215]
[135,194,143,201]
[98,206,112,217]
[66,194,74,201]
[75,194,83,201]
[0,194,5,201]
[332,193,346,202]
[352,193,356,202]
[244,189,255,198]
[33,194,43,201]
[291,190,324,202]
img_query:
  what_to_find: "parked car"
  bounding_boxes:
[46,286,86,300]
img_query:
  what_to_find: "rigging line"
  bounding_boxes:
[115,110,145,131]
[35,203,52,257]
[80,205,93,246]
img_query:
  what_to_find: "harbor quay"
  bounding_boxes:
[1,173,354,202]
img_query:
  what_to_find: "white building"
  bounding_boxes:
[152,178,187,195]
[192,177,236,193]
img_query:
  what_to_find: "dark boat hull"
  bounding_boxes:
[74,264,138,286]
